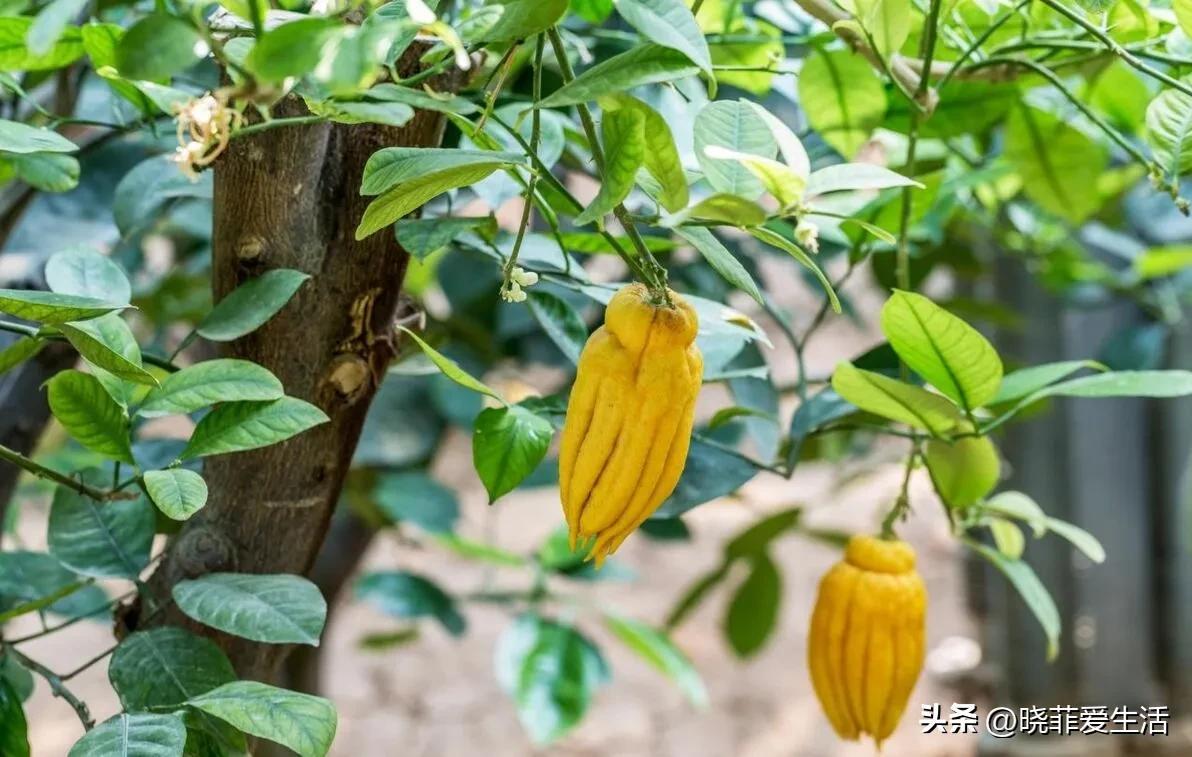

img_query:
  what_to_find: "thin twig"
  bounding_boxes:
[0,442,111,500]
[5,647,94,730]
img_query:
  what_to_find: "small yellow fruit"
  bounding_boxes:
[808,536,927,746]
[558,283,702,564]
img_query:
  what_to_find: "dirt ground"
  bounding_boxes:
[14,262,982,757]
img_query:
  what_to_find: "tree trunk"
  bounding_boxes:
[132,46,465,681]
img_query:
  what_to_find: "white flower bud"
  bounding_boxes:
[407,0,436,24]
[512,267,538,287]
[795,219,820,253]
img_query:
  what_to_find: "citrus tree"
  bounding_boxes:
[2,0,1192,753]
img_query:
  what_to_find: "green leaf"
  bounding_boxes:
[173,573,327,646]
[433,533,526,566]
[924,434,1001,508]
[374,471,459,533]
[798,49,886,157]
[110,628,237,711]
[805,163,920,196]
[881,290,1003,410]
[309,98,414,127]
[45,248,131,304]
[748,226,840,312]
[966,539,1060,660]
[115,14,203,80]
[356,163,505,239]
[0,289,122,323]
[575,107,645,225]
[675,228,763,305]
[991,361,1103,405]
[526,290,586,364]
[398,326,504,402]
[472,404,553,502]
[605,615,707,707]
[180,397,329,460]
[664,564,729,630]
[1004,105,1108,224]
[0,118,76,153]
[854,0,911,57]
[988,517,1025,560]
[361,147,523,196]
[484,0,568,41]
[0,678,28,757]
[396,216,496,259]
[113,155,213,236]
[68,714,187,757]
[1146,85,1192,183]
[357,83,479,115]
[139,359,284,417]
[48,481,153,579]
[0,17,84,71]
[187,681,337,757]
[724,554,780,657]
[495,614,609,744]
[3,151,79,193]
[59,314,158,386]
[830,361,963,434]
[196,269,311,342]
[1176,0,1192,38]
[0,551,107,620]
[1135,245,1192,279]
[0,337,41,377]
[1025,370,1192,401]
[981,490,1048,534]
[248,17,342,81]
[693,99,777,200]
[1045,517,1106,563]
[667,193,767,227]
[600,93,688,212]
[702,146,805,209]
[723,507,801,560]
[613,0,712,76]
[355,570,466,635]
[27,0,87,57]
[46,370,133,461]
[143,469,208,520]
[537,44,700,108]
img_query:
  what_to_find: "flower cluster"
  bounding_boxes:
[500,266,539,303]
[170,92,240,180]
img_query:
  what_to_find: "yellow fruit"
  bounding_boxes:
[558,283,702,564]
[808,536,927,746]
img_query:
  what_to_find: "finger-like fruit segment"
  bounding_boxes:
[559,284,702,563]
[808,536,927,747]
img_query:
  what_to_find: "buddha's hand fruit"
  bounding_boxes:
[808,535,927,746]
[558,283,702,564]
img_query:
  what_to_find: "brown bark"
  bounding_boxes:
[133,46,465,681]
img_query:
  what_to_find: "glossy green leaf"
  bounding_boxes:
[396,216,496,259]
[988,517,1025,560]
[0,551,108,620]
[1135,245,1192,279]
[0,289,122,323]
[675,227,763,304]
[110,628,237,711]
[538,44,700,108]
[693,99,777,200]
[614,0,711,75]
[798,49,886,157]
[45,248,131,304]
[187,681,337,757]
[361,147,523,196]
[0,118,76,153]
[196,269,310,342]
[0,678,28,757]
[68,714,187,757]
[605,615,707,707]
[27,0,87,57]
[854,0,911,57]
[724,554,780,657]
[48,481,153,579]
[666,193,768,228]
[46,370,133,461]
[398,326,504,401]
[924,434,1001,508]
[805,163,920,196]
[140,359,284,417]
[881,290,1003,409]
[59,314,157,386]
[495,613,609,744]
[748,226,840,312]
[174,573,327,645]
[4,151,79,192]
[311,98,414,127]
[180,397,328,460]
[356,163,504,239]
[575,107,645,225]
[115,15,203,80]
[355,570,466,635]
[473,404,554,502]
[526,290,586,364]
[1004,105,1108,224]
[1026,370,1192,401]
[0,337,41,377]
[990,361,1103,405]
[113,154,212,235]
[966,540,1060,660]
[0,17,84,70]
[247,17,341,80]
[1045,517,1106,563]
[374,471,459,533]
[831,361,962,434]
[600,93,688,212]
[484,0,568,41]
[724,507,801,559]
[358,83,480,115]
[1147,86,1192,182]
[143,469,208,520]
